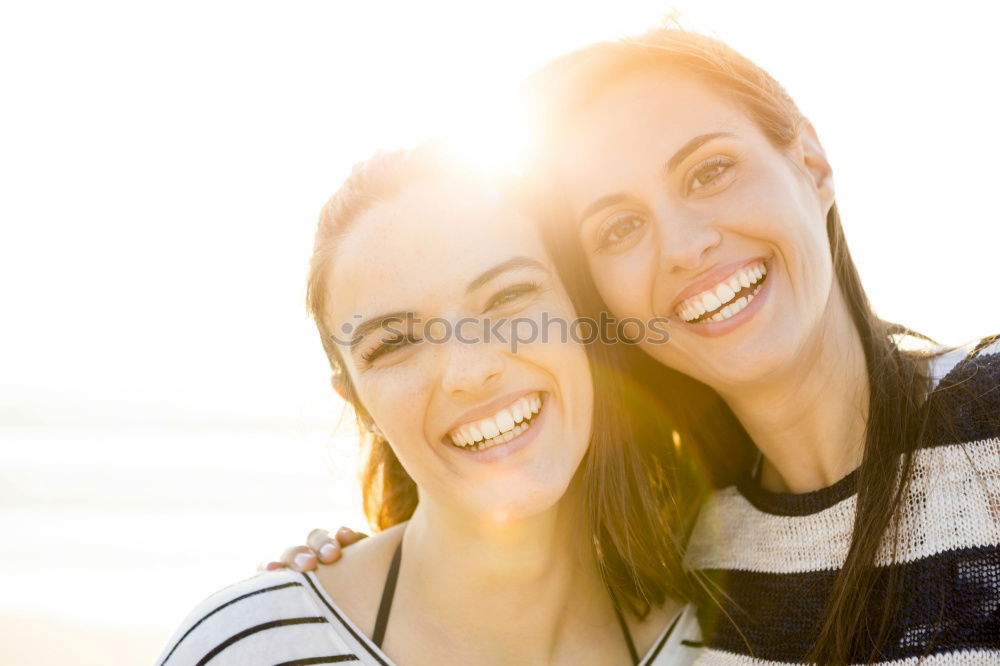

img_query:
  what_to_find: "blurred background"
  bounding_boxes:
[1,1,997,663]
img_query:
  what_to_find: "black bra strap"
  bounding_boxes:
[373,535,638,664]
[372,538,403,648]
[609,587,640,665]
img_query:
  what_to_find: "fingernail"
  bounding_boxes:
[265,561,283,571]
[320,543,337,560]
[294,552,314,570]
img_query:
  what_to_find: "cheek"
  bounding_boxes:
[589,253,656,319]
[762,168,829,251]
[519,302,594,430]
[768,192,834,300]
[355,366,432,448]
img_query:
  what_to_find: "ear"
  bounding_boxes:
[330,372,350,401]
[795,120,835,215]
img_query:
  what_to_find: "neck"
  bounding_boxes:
[720,284,870,493]
[399,483,613,660]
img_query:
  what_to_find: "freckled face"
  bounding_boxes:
[552,70,836,390]
[326,175,593,521]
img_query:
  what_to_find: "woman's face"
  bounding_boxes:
[552,70,837,391]
[325,174,593,522]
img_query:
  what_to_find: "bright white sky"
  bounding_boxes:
[2,0,998,430]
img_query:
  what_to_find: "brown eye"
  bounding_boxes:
[688,157,735,193]
[598,214,646,249]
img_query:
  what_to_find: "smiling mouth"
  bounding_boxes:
[447,392,544,452]
[676,260,769,324]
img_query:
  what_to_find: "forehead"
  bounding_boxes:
[556,70,754,196]
[326,175,549,323]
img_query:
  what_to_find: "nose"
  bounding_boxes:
[654,205,722,273]
[439,335,504,396]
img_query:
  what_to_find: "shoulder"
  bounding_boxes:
[927,334,1000,390]
[155,569,358,666]
[641,603,703,665]
[312,521,407,638]
[926,334,1000,446]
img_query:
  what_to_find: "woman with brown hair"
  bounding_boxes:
[278,29,1000,665]
[156,146,701,666]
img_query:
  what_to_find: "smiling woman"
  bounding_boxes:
[526,28,1000,664]
[314,156,596,526]
[155,145,701,666]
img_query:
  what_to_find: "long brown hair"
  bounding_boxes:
[524,28,945,664]
[305,144,694,616]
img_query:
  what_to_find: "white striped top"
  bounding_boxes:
[155,568,704,665]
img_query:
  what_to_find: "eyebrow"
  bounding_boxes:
[578,193,629,225]
[465,256,548,292]
[347,257,548,349]
[349,311,413,349]
[665,132,733,173]
[577,132,735,225]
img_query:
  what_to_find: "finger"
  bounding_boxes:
[307,529,342,563]
[335,526,368,547]
[280,545,317,572]
[257,560,286,572]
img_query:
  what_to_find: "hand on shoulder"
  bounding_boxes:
[312,522,407,638]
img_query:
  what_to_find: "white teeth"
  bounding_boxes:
[702,292,722,311]
[469,418,530,451]
[496,409,515,432]
[448,393,544,450]
[712,292,756,323]
[715,283,736,304]
[676,261,768,323]
[518,397,533,420]
[480,419,500,439]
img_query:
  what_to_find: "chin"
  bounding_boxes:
[713,352,787,387]
[646,333,788,391]
[472,482,572,524]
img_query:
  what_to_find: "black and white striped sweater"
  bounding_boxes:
[684,337,1000,664]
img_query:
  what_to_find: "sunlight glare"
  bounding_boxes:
[438,93,531,176]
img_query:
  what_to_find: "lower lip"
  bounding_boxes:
[447,395,549,463]
[676,262,774,338]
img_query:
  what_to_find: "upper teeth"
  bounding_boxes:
[448,393,542,448]
[677,262,767,323]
